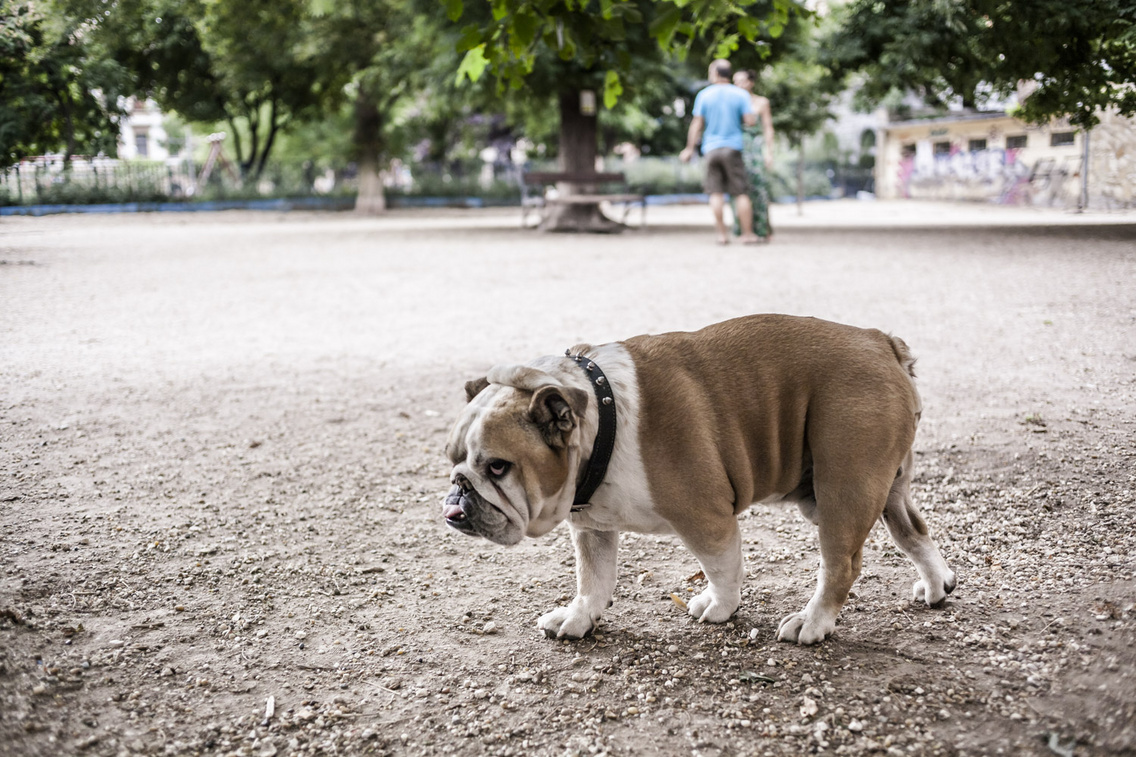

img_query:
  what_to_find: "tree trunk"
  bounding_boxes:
[252,99,280,182]
[796,141,805,216]
[353,87,386,215]
[228,118,247,178]
[539,90,623,233]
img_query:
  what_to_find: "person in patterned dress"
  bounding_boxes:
[731,69,775,241]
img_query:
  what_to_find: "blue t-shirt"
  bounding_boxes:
[692,83,753,153]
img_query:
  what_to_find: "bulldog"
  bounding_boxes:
[443,314,955,645]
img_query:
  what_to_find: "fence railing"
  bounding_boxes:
[1,155,843,207]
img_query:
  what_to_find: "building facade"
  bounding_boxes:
[117,98,171,161]
[875,110,1136,209]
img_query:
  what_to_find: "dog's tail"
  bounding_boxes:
[889,334,922,424]
[888,335,917,378]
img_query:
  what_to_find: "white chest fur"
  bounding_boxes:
[562,343,673,536]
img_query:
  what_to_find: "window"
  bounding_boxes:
[1051,131,1076,147]
[134,132,149,157]
[1006,135,1027,149]
[933,141,951,156]
[968,138,987,152]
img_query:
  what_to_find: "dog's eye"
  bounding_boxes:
[487,460,511,477]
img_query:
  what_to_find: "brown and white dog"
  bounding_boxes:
[443,315,955,644]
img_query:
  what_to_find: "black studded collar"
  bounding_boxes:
[565,351,617,511]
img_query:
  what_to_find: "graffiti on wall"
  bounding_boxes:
[898,145,1082,206]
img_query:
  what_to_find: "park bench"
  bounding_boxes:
[520,171,647,229]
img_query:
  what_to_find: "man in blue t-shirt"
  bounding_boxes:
[680,59,759,245]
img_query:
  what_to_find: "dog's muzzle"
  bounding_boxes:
[443,484,478,536]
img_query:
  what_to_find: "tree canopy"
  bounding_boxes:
[447,0,804,106]
[0,0,126,168]
[825,0,1136,128]
[58,0,353,179]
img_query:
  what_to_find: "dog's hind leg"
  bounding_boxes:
[778,474,888,645]
[881,450,956,606]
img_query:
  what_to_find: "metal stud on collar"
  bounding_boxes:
[565,351,617,511]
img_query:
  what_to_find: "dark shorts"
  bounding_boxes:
[703,147,750,196]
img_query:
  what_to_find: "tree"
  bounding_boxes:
[310,1,460,214]
[446,0,806,230]
[64,0,347,181]
[759,13,840,214]
[0,1,126,169]
[824,0,1136,129]
[198,0,345,180]
[764,58,838,214]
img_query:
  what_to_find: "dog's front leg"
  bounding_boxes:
[537,526,618,639]
[683,523,744,623]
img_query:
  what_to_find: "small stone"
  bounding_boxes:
[848,719,864,732]
[800,697,818,718]
[482,621,498,634]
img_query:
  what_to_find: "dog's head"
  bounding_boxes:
[443,365,589,545]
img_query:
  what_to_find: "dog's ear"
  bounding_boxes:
[528,385,589,448]
[465,377,490,402]
[486,364,558,392]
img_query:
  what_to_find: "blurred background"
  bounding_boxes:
[2,0,1132,213]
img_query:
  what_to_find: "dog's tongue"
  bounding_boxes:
[443,488,467,520]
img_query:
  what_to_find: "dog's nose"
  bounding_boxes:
[454,474,472,493]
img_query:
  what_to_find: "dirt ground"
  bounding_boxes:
[2,203,1135,757]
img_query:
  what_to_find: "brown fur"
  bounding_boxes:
[626,314,920,559]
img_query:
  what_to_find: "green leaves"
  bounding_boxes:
[455,43,490,83]
[603,69,623,108]
[648,5,681,47]
[0,0,126,167]
[826,0,1136,128]
[444,0,804,107]
[512,9,539,48]
[442,0,464,21]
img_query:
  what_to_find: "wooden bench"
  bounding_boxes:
[520,171,647,229]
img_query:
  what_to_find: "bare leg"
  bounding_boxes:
[735,194,759,243]
[708,193,729,244]
[537,526,618,639]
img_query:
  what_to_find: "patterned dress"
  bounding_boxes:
[732,124,772,239]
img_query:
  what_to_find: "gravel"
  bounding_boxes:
[1,207,1134,756]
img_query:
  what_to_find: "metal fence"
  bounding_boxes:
[1,155,846,207]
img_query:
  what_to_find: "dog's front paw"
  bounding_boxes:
[913,568,957,606]
[537,604,596,640]
[687,588,738,624]
[777,610,835,645]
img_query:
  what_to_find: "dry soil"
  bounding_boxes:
[1,205,1134,757]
